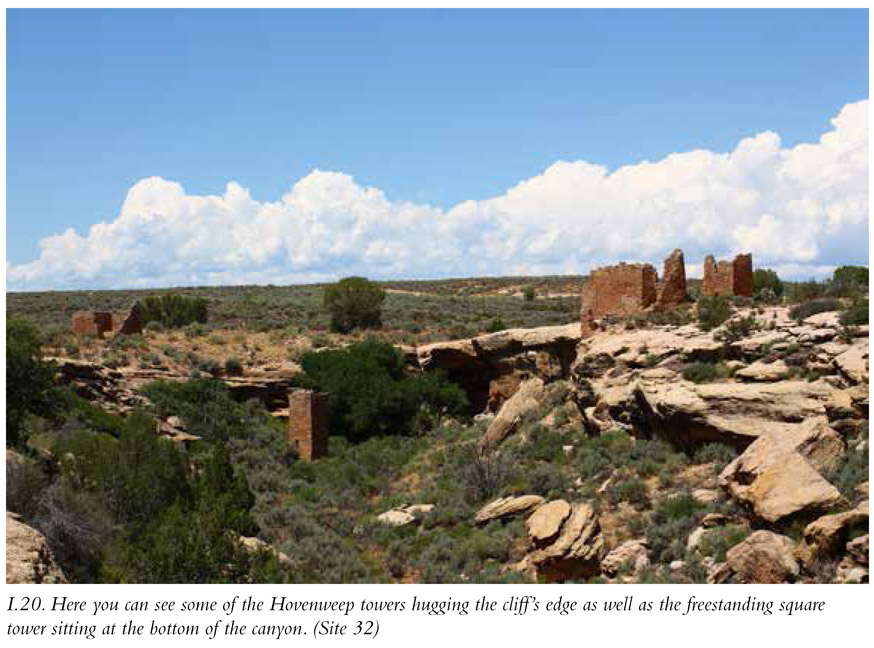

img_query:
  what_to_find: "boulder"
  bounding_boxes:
[835,534,868,584]
[834,340,869,384]
[725,530,800,583]
[377,504,434,527]
[482,378,545,446]
[846,533,869,567]
[804,311,842,328]
[734,360,790,382]
[238,536,292,567]
[732,330,790,354]
[633,379,839,451]
[796,503,869,567]
[475,495,544,525]
[600,539,650,577]
[6,512,66,584]
[528,502,604,582]
[526,500,571,545]
[718,420,845,523]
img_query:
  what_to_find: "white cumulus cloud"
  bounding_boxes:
[6,100,868,291]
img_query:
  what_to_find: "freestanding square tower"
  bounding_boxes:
[287,389,330,461]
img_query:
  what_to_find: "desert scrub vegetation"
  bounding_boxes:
[6,319,57,447]
[789,298,843,322]
[692,442,738,472]
[752,269,784,301]
[696,295,732,331]
[840,297,869,326]
[645,492,707,564]
[682,362,733,384]
[7,277,581,346]
[140,293,209,328]
[825,423,869,499]
[713,315,759,344]
[6,322,296,583]
[8,409,286,583]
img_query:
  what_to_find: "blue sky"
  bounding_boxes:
[5,9,869,289]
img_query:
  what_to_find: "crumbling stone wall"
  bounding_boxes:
[581,250,689,332]
[287,389,330,461]
[581,263,658,323]
[72,311,114,337]
[703,253,753,298]
[655,249,687,309]
[112,302,144,337]
[73,302,144,339]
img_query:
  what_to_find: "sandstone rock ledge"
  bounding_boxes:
[6,512,66,584]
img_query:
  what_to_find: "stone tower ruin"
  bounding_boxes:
[702,253,753,298]
[71,301,144,339]
[580,249,689,332]
[71,311,114,338]
[287,389,330,461]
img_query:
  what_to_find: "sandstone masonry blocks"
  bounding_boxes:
[703,253,753,298]
[581,249,753,334]
[287,388,330,461]
[656,248,687,309]
[72,301,144,338]
[581,263,658,323]
[72,311,114,337]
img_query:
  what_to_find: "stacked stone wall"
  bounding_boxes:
[71,311,114,337]
[287,389,330,461]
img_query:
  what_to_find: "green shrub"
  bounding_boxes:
[693,443,737,470]
[697,296,732,331]
[605,476,650,509]
[523,286,536,302]
[55,411,191,530]
[713,316,759,344]
[682,362,731,384]
[110,334,147,350]
[140,378,250,441]
[453,445,510,503]
[513,462,569,500]
[323,277,386,333]
[646,492,706,563]
[486,318,507,333]
[34,476,115,582]
[6,319,58,447]
[57,389,125,437]
[100,446,261,584]
[753,269,784,299]
[295,339,467,442]
[224,357,244,376]
[140,294,208,328]
[6,455,48,519]
[698,524,750,562]
[144,320,165,333]
[826,444,868,500]
[840,298,869,326]
[789,298,843,322]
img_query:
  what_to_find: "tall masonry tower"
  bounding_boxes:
[287,389,330,461]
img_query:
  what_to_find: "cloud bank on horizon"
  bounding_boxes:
[7,100,868,291]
